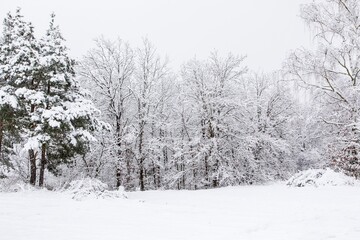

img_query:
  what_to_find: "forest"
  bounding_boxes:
[1,0,360,192]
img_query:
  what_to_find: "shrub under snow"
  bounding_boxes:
[286,168,359,187]
[0,176,36,192]
[62,178,128,201]
[0,167,35,192]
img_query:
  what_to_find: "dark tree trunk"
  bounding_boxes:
[177,163,180,190]
[152,161,157,188]
[115,115,123,188]
[29,103,37,185]
[138,121,145,191]
[39,144,46,187]
[116,167,121,188]
[139,159,145,191]
[193,168,197,190]
[204,154,209,187]
[182,163,186,189]
[125,148,132,190]
[29,149,36,185]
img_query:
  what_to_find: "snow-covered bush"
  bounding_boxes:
[0,169,35,192]
[0,180,36,192]
[286,168,359,187]
[62,178,127,201]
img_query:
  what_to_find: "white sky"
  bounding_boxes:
[1,0,313,72]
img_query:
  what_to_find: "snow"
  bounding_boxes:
[286,168,359,187]
[41,106,66,128]
[0,87,18,108]
[1,184,360,240]
[15,87,45,105]
[22,135,47,151]
[61,178,127,200]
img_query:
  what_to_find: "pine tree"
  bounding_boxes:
[31,13,104,186]
[0,20,20,168]
[1,10,103,186]
[0,9,40,184]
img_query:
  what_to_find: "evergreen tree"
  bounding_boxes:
[0,10,103,186]
[28,14,104,186]
[0,9,40,183]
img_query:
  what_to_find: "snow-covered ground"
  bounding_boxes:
[1,184,360,240]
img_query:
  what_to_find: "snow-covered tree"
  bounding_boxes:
[80,37,136,189]
[178,53,249,188]
[0,10,103,186]
[243,73,295,182]
[131,39,171,191]
[285,0,360,178]
[0,9,41,184]
[27,13,104,186]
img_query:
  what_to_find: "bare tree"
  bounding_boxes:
[131,38,170,191]
[80,37,135,188]
[181,52,248,188]
[285,0,360,177]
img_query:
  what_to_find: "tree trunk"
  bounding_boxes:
[138,121,145,191]
[152,161,157,189]
[39,144,46,187]
[29,149,36,185]
[204,153,210,188]
[29,103,37,185]
[139,159,145,191]
[125,148,132,190]
[116,167,121,188]
[193,168,197,190]
[115,115,123,188]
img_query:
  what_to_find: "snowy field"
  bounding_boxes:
[1,184,360,240]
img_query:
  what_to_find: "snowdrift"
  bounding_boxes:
[287,168,359,187]
[62,178,128,201]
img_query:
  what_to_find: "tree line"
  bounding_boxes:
[1,0,360,190]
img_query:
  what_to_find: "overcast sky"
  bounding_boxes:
[1,0,313,71]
